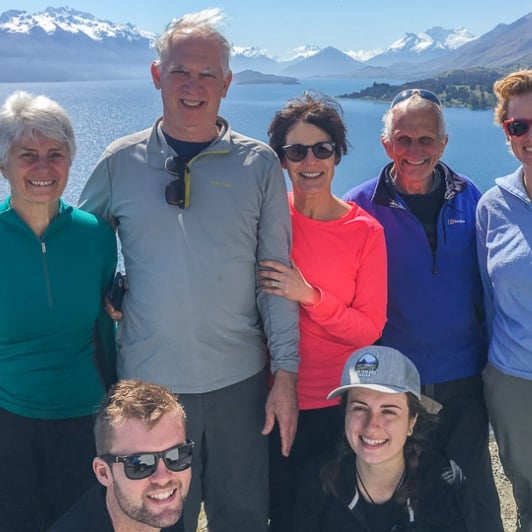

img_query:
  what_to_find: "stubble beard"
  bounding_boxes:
[113,480,183,529]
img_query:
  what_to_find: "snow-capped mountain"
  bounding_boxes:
[231,28,476,75]
[285,45,322,61]
[0,6,154,41]
[0,6,529,82]
[367,27,476,66]
[0,7,155,81]
[231,45,282,74]
[231,44,324,74]
[416,13,532,75]
[280,47,364,77]
[232,45,271,58]
[346,48,384,62]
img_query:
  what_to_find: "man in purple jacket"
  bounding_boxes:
[343,89,502,532]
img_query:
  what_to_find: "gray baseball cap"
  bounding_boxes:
[327,345,421,400]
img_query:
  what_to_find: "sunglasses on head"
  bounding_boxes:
[503,118,532,138]
[165,156,190,209]
[391,89,442,108]
[100,440,194,480]
[281,141,336,163]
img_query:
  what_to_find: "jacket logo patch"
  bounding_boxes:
[447,219,466,225]
[210,180,232,188]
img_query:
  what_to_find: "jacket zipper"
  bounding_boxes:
[394,199,440,275]
[41,241,53,307]
[432,204,449,275]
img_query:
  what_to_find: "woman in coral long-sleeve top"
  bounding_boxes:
[258,91,387,532]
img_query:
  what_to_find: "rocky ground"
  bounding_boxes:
[491,439,516,531]
[197,439,516,532]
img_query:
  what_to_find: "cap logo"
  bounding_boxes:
[354,353,379,376]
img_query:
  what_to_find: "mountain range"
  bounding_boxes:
[0,6,530,82]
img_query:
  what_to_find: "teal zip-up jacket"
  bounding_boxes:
[0,198,117,419]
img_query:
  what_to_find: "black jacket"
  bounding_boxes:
[47,483,184,532]
[294,449,475,532]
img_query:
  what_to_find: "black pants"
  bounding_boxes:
[0,408,96,532]
[423,374,504,532]
[269,405,343,532]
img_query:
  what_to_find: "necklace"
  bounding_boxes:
[356,467,407,505]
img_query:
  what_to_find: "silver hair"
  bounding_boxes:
[381,94,447,142]
[153,8,231,75]
[0,91,76,166]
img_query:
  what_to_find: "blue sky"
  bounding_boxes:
[5,1,532,57]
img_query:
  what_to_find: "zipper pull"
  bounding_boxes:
[41,242,47,253]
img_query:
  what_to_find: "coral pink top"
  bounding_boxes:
[289,193,388,409]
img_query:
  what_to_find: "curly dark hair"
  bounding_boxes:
[320,392,438,506]
[267,90,348,164]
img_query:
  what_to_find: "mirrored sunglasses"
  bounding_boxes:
[281,141,336,163]
[391,88,441,108]
[503,118,532,138]
[165,156,190,209]
[100,440,195,480]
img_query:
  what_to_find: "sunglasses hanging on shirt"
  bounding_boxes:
[165,156,190,208]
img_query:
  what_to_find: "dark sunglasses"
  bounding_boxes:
[281,141,336,163]
[391,89,441,108]
[100,440,194,480]
[165,156,190,209]
[503,118,532,138]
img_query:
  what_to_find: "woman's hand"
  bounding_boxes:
[258,259,320,306]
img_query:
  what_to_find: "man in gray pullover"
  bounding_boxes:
[79,9,299,532]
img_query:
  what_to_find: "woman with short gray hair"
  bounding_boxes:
[0,91,117,531]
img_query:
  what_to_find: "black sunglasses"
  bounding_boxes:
[281,141,336,163]
[391,89,441,108]
[100,440,195,480]
[503,118,532,138]
[165,156,189,209]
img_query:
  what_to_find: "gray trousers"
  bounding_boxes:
[483,362,532,532]
[179,370,269,532]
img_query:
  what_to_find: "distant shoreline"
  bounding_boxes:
[337,68,506,110]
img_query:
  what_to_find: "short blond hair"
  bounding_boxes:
[493,70,532,124]
[94,380,186,455]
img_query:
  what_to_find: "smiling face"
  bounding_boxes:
[283,121,336,198]
[382,105,447,190]
[94,413,191,531]
[151,33,232,141]
[0,131,70,213]
[345,388,417,469]
[505,91,532,174]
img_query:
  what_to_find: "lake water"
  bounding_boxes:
[0,77,519,204]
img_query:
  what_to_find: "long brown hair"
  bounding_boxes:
[320,392,437,505]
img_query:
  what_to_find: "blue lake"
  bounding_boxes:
[0,77,518,204]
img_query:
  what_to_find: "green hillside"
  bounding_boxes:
[337,68,513,110]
